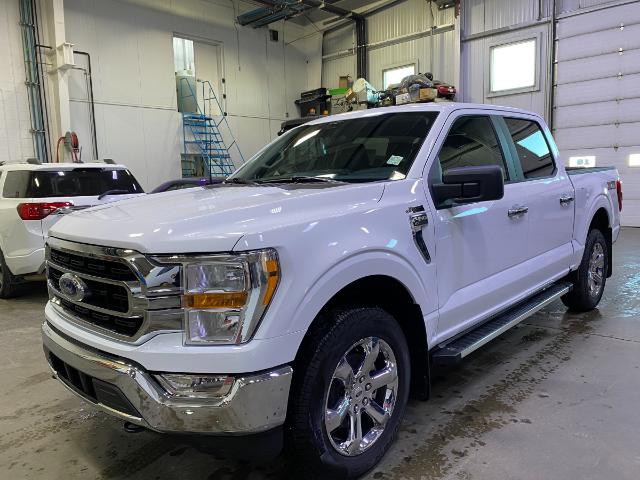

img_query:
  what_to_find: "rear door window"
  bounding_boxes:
[503,117,555,179]
[2,168,143,198]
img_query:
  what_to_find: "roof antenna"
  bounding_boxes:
[26,158,42,165]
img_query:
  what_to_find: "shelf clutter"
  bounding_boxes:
[294,72,457,119]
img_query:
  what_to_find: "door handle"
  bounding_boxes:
[508,205,529,218]
[559,194,574,205]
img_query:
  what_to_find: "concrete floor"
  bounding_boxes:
[1,228,639,480]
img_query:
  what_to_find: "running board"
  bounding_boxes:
[431,282,572,366]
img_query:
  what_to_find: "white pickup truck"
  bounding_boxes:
[42,103,621,478]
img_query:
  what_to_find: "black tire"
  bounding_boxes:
[0,249,18,299]
[561,229,608,312]
[287,307,411,479]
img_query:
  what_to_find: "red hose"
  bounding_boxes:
[55,136,64,163]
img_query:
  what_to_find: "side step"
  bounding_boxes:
[431,282,572,366]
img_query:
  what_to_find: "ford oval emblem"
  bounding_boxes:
[58,273,88,302]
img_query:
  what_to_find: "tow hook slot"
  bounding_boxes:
[123,421,146,433]
[407,205,431,263]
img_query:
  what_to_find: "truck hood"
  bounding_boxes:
[49,183,385,253]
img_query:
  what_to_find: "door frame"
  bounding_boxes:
[172,32,226,111]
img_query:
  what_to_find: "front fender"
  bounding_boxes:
[286,249,432,336]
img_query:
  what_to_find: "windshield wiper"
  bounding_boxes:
[256,176,344,184]
[224,177,257,185]
[98,189,130,200]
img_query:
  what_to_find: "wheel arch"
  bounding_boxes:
[588,207,613,277]
[293,274,431,400]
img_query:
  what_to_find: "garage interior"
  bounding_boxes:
[1,0,640,478]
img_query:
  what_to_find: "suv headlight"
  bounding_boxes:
[180,249,280,345]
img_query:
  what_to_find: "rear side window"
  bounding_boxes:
[503,117,555,179]
[3,171,31,198]
[436,115,510,181]
[2,168,143,198]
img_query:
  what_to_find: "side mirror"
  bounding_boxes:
[432,165,504,208]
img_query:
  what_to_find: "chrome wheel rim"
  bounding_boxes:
[587,242,605,297]
[324,337,398,457]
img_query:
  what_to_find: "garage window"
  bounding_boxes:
[490,39,537,93]
[383,64,415,90]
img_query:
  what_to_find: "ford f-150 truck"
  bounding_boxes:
[41,103,621,478]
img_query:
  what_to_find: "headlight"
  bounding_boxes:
[181,249,279,345]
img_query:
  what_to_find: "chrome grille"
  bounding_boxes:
[49,247,137,281]
[46,237,183,343]
[48,266,129,313]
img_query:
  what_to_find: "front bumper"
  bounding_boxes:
[42,321,293,435]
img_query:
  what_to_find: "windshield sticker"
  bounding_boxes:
[387,155,403,166]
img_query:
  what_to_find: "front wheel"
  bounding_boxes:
[288,307,410,479]
[562,229,608,312]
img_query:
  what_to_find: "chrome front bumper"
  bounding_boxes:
[42,321,293,435]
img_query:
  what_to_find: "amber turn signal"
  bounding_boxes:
[183,291,248,309]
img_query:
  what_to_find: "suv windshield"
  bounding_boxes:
[230,112,438,183]
[3,168,143,198]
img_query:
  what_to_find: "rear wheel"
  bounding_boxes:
[288,307,410,479]
[0,250,18,299]
[561,229,608,312]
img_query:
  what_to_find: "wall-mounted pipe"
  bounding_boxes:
[74,51,99,160]
[355,16,367,79]
[19,0,49,162]
[548,0,557,131]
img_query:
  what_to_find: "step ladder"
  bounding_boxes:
[431,282,572,366]
[178,78,244,178]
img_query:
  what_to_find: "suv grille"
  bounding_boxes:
[49,248,137,281]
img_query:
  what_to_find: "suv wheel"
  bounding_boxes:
[0,250,18,299]
[561,229,608,312]
[288,307,410,479]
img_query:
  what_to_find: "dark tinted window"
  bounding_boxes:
[2,168,143,198]
[504,118,555,179]
[436,116,509,181]
[3,171,31,198]
[231,112,438,183]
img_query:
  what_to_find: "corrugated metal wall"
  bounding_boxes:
[321,1,456,90]
[460,0,551,117]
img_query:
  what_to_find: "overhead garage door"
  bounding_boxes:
[554,1,640,226]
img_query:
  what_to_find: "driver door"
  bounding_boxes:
[425,111,531,343]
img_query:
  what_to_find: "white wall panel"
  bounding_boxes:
[367,0,429,44]
[461,24,550,118]
[322,55,357,89]
[0,0,35,163]
[64,0,321,189]
[462,0,542,36]
[323,26,354,54]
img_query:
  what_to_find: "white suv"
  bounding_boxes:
[0,162,143,297]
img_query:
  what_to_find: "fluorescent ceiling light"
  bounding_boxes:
[629,154,640,167]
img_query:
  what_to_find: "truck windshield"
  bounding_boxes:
[230,112,439,183]
[3,168,143,198]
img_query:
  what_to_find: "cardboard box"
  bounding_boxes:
[418,88,437,102]
[395,93,411,105]
[339,75,352,89]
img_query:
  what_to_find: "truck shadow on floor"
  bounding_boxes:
[80,308,602,480]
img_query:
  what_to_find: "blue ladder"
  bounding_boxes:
[178,78,244,178]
